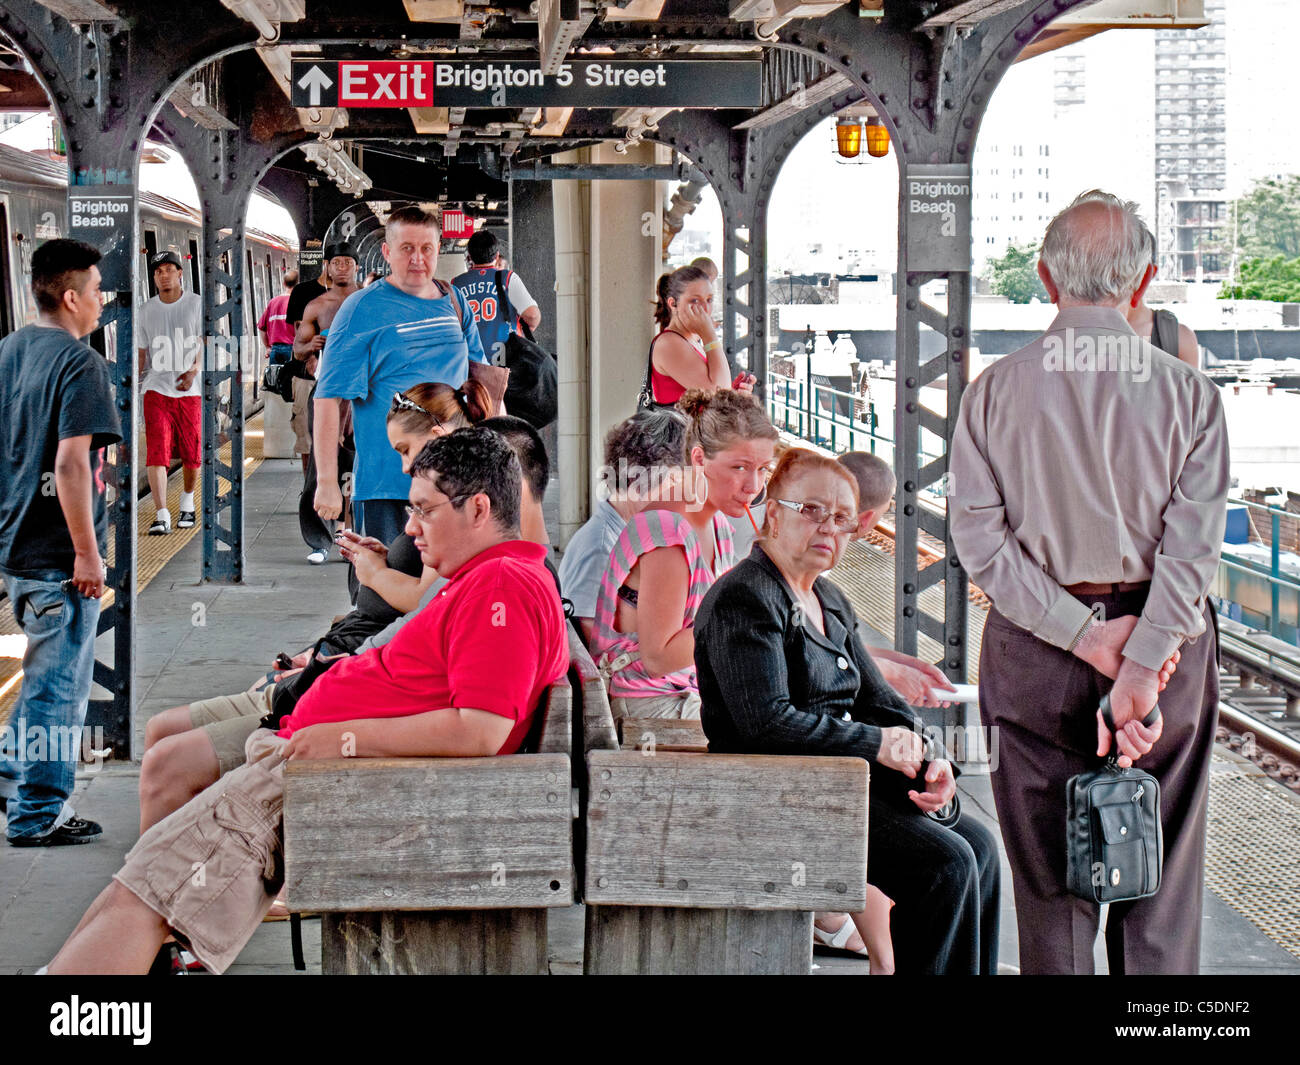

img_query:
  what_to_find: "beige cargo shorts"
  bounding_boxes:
[189,685,275,776]
[115,728,288,973]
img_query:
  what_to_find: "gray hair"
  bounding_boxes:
[1040,190,1150,303]
[601,409,688,494]
[600,410,691,496]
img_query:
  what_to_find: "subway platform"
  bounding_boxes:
[0,457,1297,975]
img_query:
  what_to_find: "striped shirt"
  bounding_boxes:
[590,508,735,699]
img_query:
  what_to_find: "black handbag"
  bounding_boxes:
[1065,695,1163,904]
[494,269,558,429]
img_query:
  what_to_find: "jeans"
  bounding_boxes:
[352,499,408,549]
[0,571,101,840]
[269,342,293,365]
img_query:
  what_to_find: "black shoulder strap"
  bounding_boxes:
[1150,309,1180,358]
[494,269,516,327]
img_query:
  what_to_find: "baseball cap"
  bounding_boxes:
[323,242,357,262]
[150,250,183,271]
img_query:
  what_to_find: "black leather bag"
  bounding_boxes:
[1066,695,1163,904]
[494,269,558,429]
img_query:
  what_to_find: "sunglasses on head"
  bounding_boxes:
[391,392,442,429]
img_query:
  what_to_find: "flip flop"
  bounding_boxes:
[812,914,870,959]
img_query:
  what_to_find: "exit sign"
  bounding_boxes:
[291,59,761,109]
[442,210,473,239]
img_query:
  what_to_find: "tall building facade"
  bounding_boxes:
[1154,0,1229,282]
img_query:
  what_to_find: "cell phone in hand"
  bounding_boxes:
[275,652,294,670]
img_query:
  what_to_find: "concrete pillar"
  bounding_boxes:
[551,143,664,547]
[587,141,662,507]
[552,152,590,547]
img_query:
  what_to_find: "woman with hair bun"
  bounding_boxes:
[590,388,777,720]
[642,265,756,407]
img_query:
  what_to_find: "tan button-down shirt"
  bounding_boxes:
[949,306,1230,672]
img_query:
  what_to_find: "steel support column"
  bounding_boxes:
[0,7,148,755]
[155,112,308,583]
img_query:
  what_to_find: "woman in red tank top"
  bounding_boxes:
[648,265,756,404]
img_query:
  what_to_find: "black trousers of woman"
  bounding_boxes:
[867,797,1001,975]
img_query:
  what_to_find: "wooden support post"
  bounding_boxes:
[321,910,549,975]
[584,906,812,975]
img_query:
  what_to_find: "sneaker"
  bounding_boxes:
[177,511,196,529]
[148,514,171,535]
[8,815,103,847]
[307,548,329,565]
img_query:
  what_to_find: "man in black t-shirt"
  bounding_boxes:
[0,239,122,847]
[283,257,327,332]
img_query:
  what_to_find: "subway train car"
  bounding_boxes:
[0,139,298,481]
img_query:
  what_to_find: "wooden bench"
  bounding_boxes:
[617,716,708,753]
[569,636,870,975]
[281,678,574,974]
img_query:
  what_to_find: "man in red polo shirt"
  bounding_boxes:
[47,427,567,974]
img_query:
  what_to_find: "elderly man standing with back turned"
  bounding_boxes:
[950,190,1229,975]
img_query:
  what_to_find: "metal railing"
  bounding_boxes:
[765,371,946,480]
[1221,496,1300,642]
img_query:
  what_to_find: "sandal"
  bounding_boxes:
[812,913,870,959]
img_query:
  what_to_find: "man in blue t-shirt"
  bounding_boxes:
[311,205,487,548]
[0,239,122,846]
[452,231,542,365]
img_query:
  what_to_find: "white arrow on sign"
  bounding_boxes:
[297,65,334,106]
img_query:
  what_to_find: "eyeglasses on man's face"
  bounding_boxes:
[776,498,858,533]
[405,497,460,521]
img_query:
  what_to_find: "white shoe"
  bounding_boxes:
[307,548,329,565]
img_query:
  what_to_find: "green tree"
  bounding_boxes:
[985,242,1047,303]
[1219,255,1300,301]
[1234,176,1300,260]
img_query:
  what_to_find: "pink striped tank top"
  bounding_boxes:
[590,508,735,699]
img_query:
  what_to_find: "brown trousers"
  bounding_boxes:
[978,587,1219,974]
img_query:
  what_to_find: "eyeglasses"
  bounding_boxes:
[391,392,442,428]
[404,498,458,521]
[776,499,858,533]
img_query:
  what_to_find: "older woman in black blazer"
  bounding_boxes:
[694,448,1000,975]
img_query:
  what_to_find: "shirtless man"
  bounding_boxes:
[294,243,359,561]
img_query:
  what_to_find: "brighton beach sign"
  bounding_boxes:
[291,59,762,109]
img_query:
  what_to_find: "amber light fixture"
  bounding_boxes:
[865,117,890,158]
[835,116,863,159]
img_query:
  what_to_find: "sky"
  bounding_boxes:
[680,2,1300,278]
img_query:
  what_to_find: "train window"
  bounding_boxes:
[0,203,12,336]
[188,237,200,294]
[143,228,158,297]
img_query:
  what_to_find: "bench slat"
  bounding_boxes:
[568,625,618,753]
[284,755,572,911]
[585,751,868,910]
[618,717,708,753]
